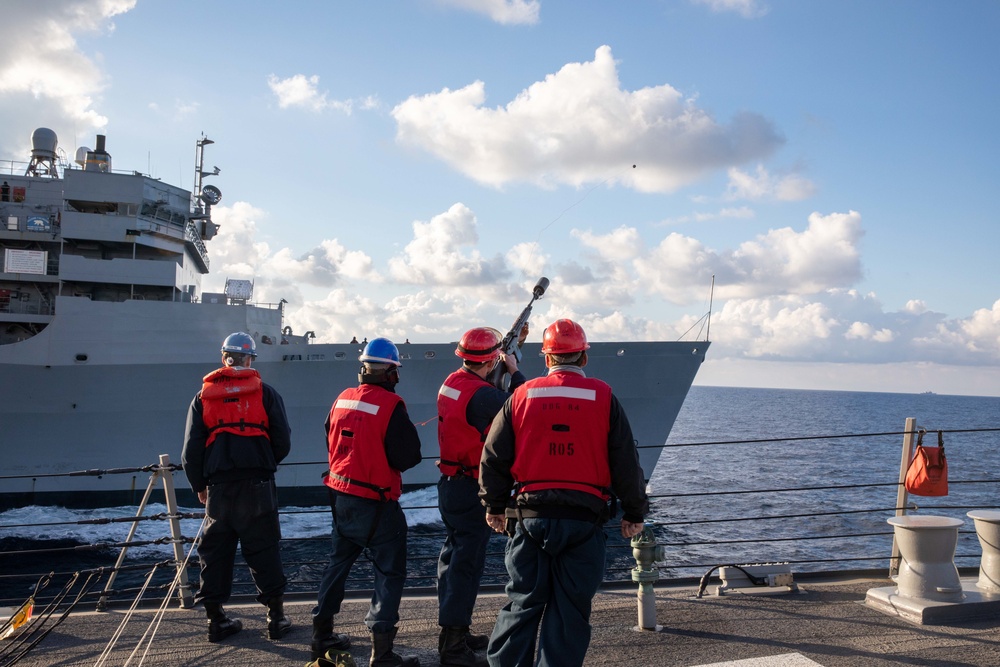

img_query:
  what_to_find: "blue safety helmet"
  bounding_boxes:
[359,337,401,367]
[221,332,257,358]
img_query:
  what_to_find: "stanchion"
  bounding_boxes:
[94,455,193,611]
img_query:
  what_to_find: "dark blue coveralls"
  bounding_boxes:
[313,385,422,633]
[437,369,525,628]
[479,365,649,667]
[181,379,291,606]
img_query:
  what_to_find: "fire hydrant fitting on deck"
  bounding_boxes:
[631,525,666,631]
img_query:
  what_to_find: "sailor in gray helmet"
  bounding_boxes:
[181,332,293,643]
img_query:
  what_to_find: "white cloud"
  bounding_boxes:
[845,321,895,343]
[205,202,378,305]
[692,0,769,19]
[632,210,864,304]
[387,203,510,286]
[572,226,643,262]
[206,201,1000,368]
[268,240,378,287]
[726,165,816,202]
[392,46,782,192]
[0,0,136,152]
[957,300,1000,356]
[709,290,1000,365]
[266,74,360,114]
[434,0,540,25]
[205,201,273,283]
[661,206,756,225]
[505,241,547,277]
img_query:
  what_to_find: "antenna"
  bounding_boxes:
[706,274,715,342]
[193,135,221,213]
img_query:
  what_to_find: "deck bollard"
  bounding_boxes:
[631,525,665,631]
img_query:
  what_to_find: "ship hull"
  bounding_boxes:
[0,336,708,508]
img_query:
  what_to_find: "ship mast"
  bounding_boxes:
[193,134,221,213]
[191,135,222,243]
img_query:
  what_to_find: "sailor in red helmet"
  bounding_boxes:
[313,337,422,666]
[435,326,528,666]
[181,332,293,644]
[479,319,648,667]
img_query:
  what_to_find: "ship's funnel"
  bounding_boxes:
[84,133,112,172]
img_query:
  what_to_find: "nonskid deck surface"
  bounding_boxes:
[12,578,1000,666]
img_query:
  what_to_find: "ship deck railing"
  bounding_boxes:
[0,417,997,612]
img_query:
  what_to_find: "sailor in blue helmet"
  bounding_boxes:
[313,337,423,666]
[181,332,293,643]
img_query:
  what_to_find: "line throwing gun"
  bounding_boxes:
[487,277,549,390]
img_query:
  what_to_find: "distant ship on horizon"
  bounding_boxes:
[0,129,709,509]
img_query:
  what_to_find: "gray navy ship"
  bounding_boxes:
[0,129,709,508]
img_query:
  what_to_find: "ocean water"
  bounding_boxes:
[653,386,1000,577]
[2,386,999,604]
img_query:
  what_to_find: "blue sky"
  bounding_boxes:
[2,0,998,396]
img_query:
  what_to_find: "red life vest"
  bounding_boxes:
[510,371,612,500]
[200,367,270,446]
[437,369,492,478]
[325,384,404,501]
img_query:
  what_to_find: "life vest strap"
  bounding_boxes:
[327,471,392,502]
[437,458,478,478]
[515,479,610,498]
[208,419,268,433]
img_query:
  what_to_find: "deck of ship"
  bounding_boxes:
[10,575,1000,666]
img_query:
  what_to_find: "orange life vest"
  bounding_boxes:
[324,384,404,501]
[509,372,612,501]
[436,369,493,478]
[200,367,270,446]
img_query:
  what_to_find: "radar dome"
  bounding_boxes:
[31,128,58,159]
[75,147,91,167]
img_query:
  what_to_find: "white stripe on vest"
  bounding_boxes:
[438,385,461,401]
[334,398,380,415]
[525,386,597,401]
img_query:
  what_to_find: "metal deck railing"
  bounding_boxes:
[1,419,998,612]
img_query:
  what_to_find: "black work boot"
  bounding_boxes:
[204,601,242,643]
[265,596,292,640]
[311,616,352,660]
[465,630,489,651]
[370,627,419,667]
[439,626,487,666]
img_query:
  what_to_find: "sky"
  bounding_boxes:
[1,0,998,396]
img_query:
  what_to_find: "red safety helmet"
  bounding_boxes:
[455,327,502,363]
[541,319,590,355]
